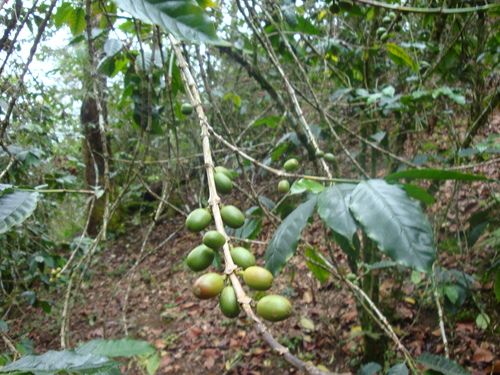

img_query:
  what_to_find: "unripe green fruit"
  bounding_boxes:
[186,208,212,232]
[219,286,240,318]
[277,180,290,194]
[193,273,224,299]
[243,266,273,291]
[214,172,233,195]
[382,16,391,24]
[203,230,226,249]
[230,247,256,269]
[181,103,193,115]
[214,166,234,180]
[324,153,335,163]
[186,245,215,272]
[283,158,299,172]
[388,12,396,21]
[315,150,324,158]
[256,295,292,322]
[220,205,245,228]
[380,32,389,42]
[376,27,387,37]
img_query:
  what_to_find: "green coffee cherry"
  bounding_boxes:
[324,153,335,163]
[181,103,193,115]
[256,295,292,322]
[283,158,299,172]
[376,27,387,38]
[214,172,233,195]
[214,166,234,180]
[230,247,256,269]
[220,205,245,228]
[219,286,240,318]
[193,273,224,299]
[186,208,212,232]
[315,150,325,158]
[186,244,215,272]
[243,266,273,291]
[277,180,290,194]
[203,230,226,250]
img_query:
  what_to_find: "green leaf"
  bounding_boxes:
[475,313,490,330]
[386,43,418,71]
[443,285,459,304]
[226,218,262,240]
[53,2,73,28]
[77,338,156,358]
[432,86,466,105]
[222,92,241,107]
[304,246,330,283]
[0,185,39,235]
[349,180,435,273]
[290,178,324,195]
[317,184,357,243]
[417,353,470,375]
[252,115,283,129]
[386,168,488,182]
[401,184,436,205]
[116,0,220,44]
[68,7,86,36]
[0,350,116,373]
[145,352,160,375]
[387,363,409,375]
[265,197,317,275]
[357,362,382,375]
[103,39,123,57]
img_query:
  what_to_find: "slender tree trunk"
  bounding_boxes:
[80,9,110,236]
[81,95,107,236]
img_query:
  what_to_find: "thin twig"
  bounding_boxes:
[432,264,450,358]
[208,125,358,183]
[352,0,499,14]
[238,0,333,179]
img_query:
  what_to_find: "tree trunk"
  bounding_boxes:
[80,95,106,236]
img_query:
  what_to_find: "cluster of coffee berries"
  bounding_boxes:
[277,153,334,194]
[49,267,62,283]
[185,166,292,322]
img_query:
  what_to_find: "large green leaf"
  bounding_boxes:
[386,43,418,71]
[115,0,219,44]
[349,180,435,273]
[417,353,470,375]
[77,338,156,358]
[317,183,357,242]
[0,350,116,373]
[386,168,488,182]
[265,197,316,275]
[0,185,39,235]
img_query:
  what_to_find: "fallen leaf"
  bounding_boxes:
[300,317,315,331]
[473,347,494,363]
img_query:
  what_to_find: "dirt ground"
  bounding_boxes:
[9,207,498,374]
